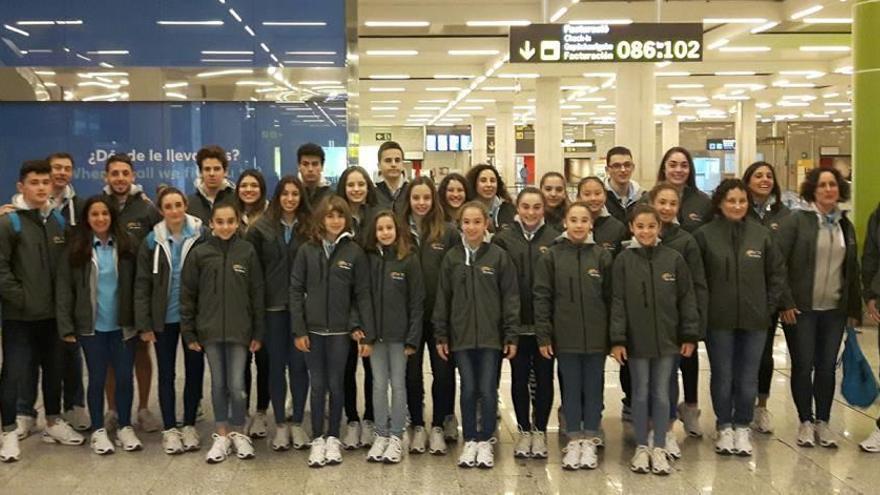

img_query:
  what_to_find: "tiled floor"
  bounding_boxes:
[2,327,879,494]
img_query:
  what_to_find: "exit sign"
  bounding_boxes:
[375,132,392,141]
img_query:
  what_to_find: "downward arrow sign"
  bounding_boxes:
[519,40,535,61]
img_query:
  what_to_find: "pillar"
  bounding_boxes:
[495,101,516,186]
[734,99,757,175]
[470,116,488,166]
[853,0,880,239]
[535,76,563,181]
[661,115,679,155]
[615,65,656,186]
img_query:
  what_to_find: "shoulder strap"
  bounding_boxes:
[8,211,21,235]
[51,209,66,230]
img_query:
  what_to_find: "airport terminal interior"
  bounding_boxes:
[1,0,879,493]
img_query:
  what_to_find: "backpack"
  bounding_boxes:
[8,209,67,235]
[840,326,880,408]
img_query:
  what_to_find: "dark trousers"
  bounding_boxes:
[456,348,501,442]
[154,323,205,430]
[784,309,846,422]
[405,321,457,428]
[244,346,270,413]
[510,335,554,432]
[17,341,83,416]
[557,352,604,437]
[80,330,136,429]
[306,334,349,438]
[1,319,63,430]
[266,311,309,424]
[344,339,373,423]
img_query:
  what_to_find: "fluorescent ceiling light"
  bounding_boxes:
[3,24,29,36]
[774,81,816,88]
[157,20,224,26]
[667,83,704,89]
[85,50,129,55]
[466,98,495,103]
[17,20,83,25]
[703,18,768,24]
[550,8,568,22]
[77,81,121,89]
[679,102,712,108]
[799,46,850,52]
[791,5,824,20]
[779,70,823,76]
[782,95,817,101]
[236,80,273,86]
[560,104,581,109]
[286,51,336,55]
[34,70,56,76]
[76,54,93,61]
[568,19,633,25]
[163,82,188,89]
[201,58,253,63]
[364,21,430,27]
[197,69,254,78]
[368,74,409,79]
[369,87,405,92]
[583,72,616,78]
[724,83,766,90]
[597,104,616,109]
[777,101,810,107]
[418,99,448,103]
[714,71,756,76]
[414,106,442,110]
[262,21,327,26]
[448,49,500,56]
[718,46,771,53]
[482,86,519,91]
[822,92,840,98]
[750,21,779,33]
[655,71,690,77]
[824,102,851,106]
[82,92,123,102]
[434,74,475,79]
[201,50,253,55]
[228,8,242,22]
[803,18,852,24]
[834,66,853,74]
[408,114,433,118]
[713,95,751,100]
[457,106,484,110]
[371,106,399,111]
[756,102,773,109]
[671,96,709,101]
[300,80,343,85]
[426,87,463,91]
[708,38,730,50]
[165,92,187,100]
[283,60,334,65]
[575,97,607,102]
[365,50,418,56]
[466,20,532,27]
[498,73,539,79]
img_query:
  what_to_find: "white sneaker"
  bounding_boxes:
[182,425,201,452]
[458,440,478,468]
[0,431,21,462]
[272,425,291,451]
[752,406,773,434]
[561,440,581,470]
[860,427,880,453]
[734,427,753,456]
[475,440,495,468]
[104,410,119,432]
[308,437,326,467]
[429,426,447,455]
[715,428,735,455]
[115,426,143,451]
[162,428,185,455]
[797,421,816,447]
[90,428,115,455]
[360,420,375,447]
[443,415,459,441]
[325,436,343,464]
[651,447,672,475]
[514,430,532,458]
[367,436,389,462]
[247,412,268,439]
[531,431,548,459]
[230,431,255,459]
[206,433,231,464]
[579,439,599,469]
[410,425,428,453]
[677,403,702,437]
[14,415,35,440]
[383,435,403,464]
[630,445,651,473]
[42,418,86,445]
[815,421,838,448]
[136,409,161,433]
[342,421,361,449]
[66,406,91,431]
[291,424,310,450]
[666,431,682,459]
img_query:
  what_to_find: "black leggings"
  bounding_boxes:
[344,339,373,422]
[757,318,779,397]
[678,352,699,404]
[510,335,554,432]
[245,347,270,412]
[406,321,457,428]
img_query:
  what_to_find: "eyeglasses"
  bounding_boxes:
[607,162,635,171]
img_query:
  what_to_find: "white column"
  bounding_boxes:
[470,116,488,166]
[535,77,563,181]
[614,65,656,186]
[661,114,679,153]
[735,100,757,175]
[495,101,516,186]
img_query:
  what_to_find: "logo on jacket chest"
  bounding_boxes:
[745,249,763,259]
[127,221,144,232]
[390,271,406,281]
[661,272,676,282]
[586,268,601,279]
[430,243,445,251]
[232,264,247,275]
[480,265,495,275]
[688,212,702,222]
[52,235,65,245]
[769,222,780,231]
[538,246,550,254]
[337,260,353,270]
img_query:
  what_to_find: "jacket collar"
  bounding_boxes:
[555,231,596,246]
[193,177,235,204]
[604,177,642,206]
[102,182,146,200]
[514,215,545,241]
[153,214,203,245]
[11,193,52,218]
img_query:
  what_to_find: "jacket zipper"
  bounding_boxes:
[221,248,227,340]
[733,226,741,328]
[378,255,385,342]
[821,225,835,306]
[577,248,587,350]
[470,251,478,349]
[648,255,660,355]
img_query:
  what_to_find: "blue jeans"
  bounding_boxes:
[154,323,205,429]
[706,329,767,429]
[306,333,349,438]
[204,343,248,429]
[511,335,555,432]
[266,311,309,424]
[1,319,63,430]
[557,352,604,438]
[630,355,677,448]
[80,330,136,429]
[370,342,408,437]
[455,348,501,442]
[783,309,846,422]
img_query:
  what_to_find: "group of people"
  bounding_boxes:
[0,140,879,477]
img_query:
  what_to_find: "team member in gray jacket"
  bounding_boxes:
[657,147,713,234]
[361,211,424,464]
[434,201,519,470]
[743,161,791,434]
[693,179,790,457]
[400,176,460,454]
[776,167,862,449]
[245,176,312,452]
[181,202,265,464]
[56,195,142,455]
[493,187,560,460]
[290,195,375,468]
[859,202,880,452]
[134,187,206,455]
[534,201,613,470]
[649,182,708,455]
[610,204,700,475]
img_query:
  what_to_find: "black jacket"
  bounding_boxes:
[289,233,375,339]
[609,244,700,358]
[351,204,378,247]
[863,203,880,303]
[694,217,788,332]
[410,220,459,323]
[376,180,409,215]
[432,241,520,352]
[661,224,709,337]
[186,182,236,224]
[180,235,265,346]
[544,206,565,231]
[56,235,138,340]
[489,201,516,233]
[245,215,307,310]
[593,214,628,256]
[533,238,613,353]
[492,221,561,329]
[304,185,332,209]
[679,186,713,233]
[747,201,791,235]
[103,186,162,243]
[776,209,862,320]
[605,186,646,225]
[367,247,424,347]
